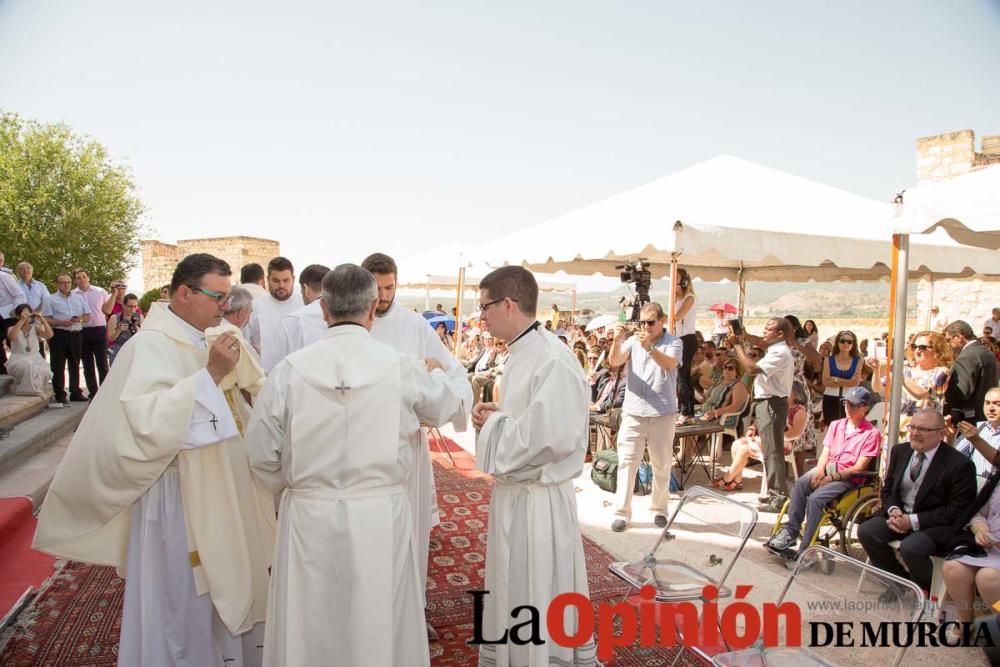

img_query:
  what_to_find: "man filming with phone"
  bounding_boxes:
[607,302,682,532]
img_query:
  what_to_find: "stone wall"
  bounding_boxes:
[913,128,1000,330]
[915,278,1000,332]
[141,236,280,291]
[917,129,1000,182]
[140,240,181,292]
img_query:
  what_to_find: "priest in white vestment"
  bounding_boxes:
[361,254,472,605]
[34,254,275,667]
[245,264,465,667]
[271,263,329,358]
[473,266,598,667]
[249,257,301,372]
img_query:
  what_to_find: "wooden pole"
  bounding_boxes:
[571,288,577,326]
[736,264,746,320]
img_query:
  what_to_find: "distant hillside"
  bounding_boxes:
[396,280,917,319]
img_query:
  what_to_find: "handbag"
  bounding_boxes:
[590,448,651,495]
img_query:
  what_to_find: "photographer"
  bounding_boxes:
[5,303,53,396]
[107,293,143,365]
[607,302,682,532]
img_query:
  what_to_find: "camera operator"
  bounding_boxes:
[107,293,143,365]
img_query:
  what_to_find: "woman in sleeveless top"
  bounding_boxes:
[673,268,698,423]
[5,304,54,397]
[821,330,862,426]
[700,357,749,431]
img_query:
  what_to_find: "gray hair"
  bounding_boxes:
[225,285,253,314]
[322,264,377,320]
[16,261,32,272]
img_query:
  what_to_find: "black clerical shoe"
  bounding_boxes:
[69,394,88,402]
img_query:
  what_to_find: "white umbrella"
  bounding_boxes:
[585,314,618,332]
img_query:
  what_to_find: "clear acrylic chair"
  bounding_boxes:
[712,545,926,667]
[609,486,759,602]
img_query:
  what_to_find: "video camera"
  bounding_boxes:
[616,258,652,322]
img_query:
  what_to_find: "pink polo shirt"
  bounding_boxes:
[824,417,882,477]
[72,285,110,328]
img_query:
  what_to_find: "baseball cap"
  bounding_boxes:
[842,386,873,406]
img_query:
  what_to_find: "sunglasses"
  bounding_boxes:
[640,320,658,327]
[911,343,932,352]
[838,339,854,345]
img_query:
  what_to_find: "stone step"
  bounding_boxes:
[0,431,75,510]
[0,403,87,485]
[0,375,12,397]
[0,393,53,429]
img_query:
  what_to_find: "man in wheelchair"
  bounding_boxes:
[766,386,882,558]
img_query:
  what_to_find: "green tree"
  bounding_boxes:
[139,287,162,315]
[0,111,145,287]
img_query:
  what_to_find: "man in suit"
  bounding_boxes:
[944,320,999,426]
[859,408,976,597]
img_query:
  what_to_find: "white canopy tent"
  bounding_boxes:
[397,271,577,355]
[472,155,1000,324]
[882,165,1000,448]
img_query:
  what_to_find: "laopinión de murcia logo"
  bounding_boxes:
[468,584,997,659]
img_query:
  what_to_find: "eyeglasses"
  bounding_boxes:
[911,343,931,352]
[640,320,658,327]
[906,425,942,434]
[188,285,231,305]
[838,339,854,345]
[481,297,517,311]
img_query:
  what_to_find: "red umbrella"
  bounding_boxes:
[708,302,737,314]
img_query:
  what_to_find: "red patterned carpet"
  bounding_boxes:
[0,497,57,619]
[0,443,703,666]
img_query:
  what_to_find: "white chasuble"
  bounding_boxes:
[245,324,463,667]
[370,302,472,593]
[34,304,275,667]
[476,325,598,667]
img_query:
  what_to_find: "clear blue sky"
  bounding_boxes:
[1,0,998,287]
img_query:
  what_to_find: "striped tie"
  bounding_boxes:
[909,452,926,482]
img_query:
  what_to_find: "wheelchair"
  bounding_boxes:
[765,468,882,567]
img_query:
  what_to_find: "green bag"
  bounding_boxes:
[590,448,650,495]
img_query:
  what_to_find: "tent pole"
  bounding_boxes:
[886,234,910,449]
[454,267,465,358]
[425,276,430,312]
[454,268,465,357]
[668,255,679,333]
[571,288,576,326]
[926,278,935,330]
[736,263,746,320]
